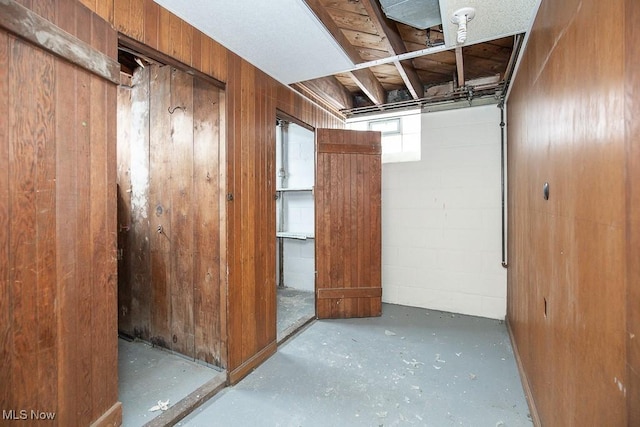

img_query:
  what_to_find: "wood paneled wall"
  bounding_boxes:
[0,0,120,425]
[117,64,224,367]
[506,0,638,424]
[625,0,640,423]
[81,0,344,381]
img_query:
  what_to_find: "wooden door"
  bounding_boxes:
[315,129,382,319]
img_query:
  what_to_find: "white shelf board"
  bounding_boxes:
[276,231,315,240]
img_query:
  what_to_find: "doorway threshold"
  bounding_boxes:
[276,287,315,344]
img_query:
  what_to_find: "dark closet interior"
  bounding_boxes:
[117,59,225,367]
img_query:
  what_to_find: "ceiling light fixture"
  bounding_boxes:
[451,7,476,44]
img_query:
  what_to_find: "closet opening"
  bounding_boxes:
[116,39,226,426]
[275,113,316,342]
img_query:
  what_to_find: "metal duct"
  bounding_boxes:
[379,0,442,29]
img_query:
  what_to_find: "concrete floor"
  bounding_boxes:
[116,287,314,426]
[277,287,315,342]
[118,339,224,427]
[179,303,532,427]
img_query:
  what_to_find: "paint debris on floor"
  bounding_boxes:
[118,339,222,427]
[179,303,532,427]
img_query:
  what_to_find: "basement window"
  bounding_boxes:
[347,109,421,163]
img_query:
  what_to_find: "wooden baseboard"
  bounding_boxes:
[90,402,122,427]
[144,372,227,427]
[228,341,277,384]
[506,318,541,427]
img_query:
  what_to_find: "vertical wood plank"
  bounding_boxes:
[104,72,119,414]
[55,58,78,427]
[169,12,181,61]
[192,29,202,72]
[117,74,133,335]
[31,0,55,20]
[9,37,39,413]
[149,64,172,348]
[240,62,257,361]
[75,8,94,424]
[158,7,171,58]
[90,13,114,417]
[169,67,195,357]
[128,0,144,41]
[193,78,221,365]
[226,54,242,371]
[113,0,130,34]
[180,20,192,66]
[217,89,228,369]
[52,4,78,422]
[143,0,159,50]
[129,66,151,340]
[0,31,11,412]
[34,39,57,414]
[626,0,640,423]
[90,68,109,418]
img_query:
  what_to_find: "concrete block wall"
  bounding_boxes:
[382,104,507,319]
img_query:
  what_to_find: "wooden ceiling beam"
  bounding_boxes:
[350,68,386,105]
[292,84,344,118]
[295,76,354,111]
[394,60,424,99]
[359,0,424,99]
[455,46,465,87]
[303,0,363,64]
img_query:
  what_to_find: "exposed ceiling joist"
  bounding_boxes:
[350,68,386,105]
[303,0,363,64]
[455,46,465,87]
[154,0,538,117]
[359,0,424,99]
[296,76,354,111]
[394,60,424,99]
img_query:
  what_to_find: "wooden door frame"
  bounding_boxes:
[274,109,318,332]
[115,38,229,370]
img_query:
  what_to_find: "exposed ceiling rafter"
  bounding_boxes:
[359,0,424,99]
[455,46,465,87]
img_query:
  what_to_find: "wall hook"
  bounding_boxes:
[168,105,186,114]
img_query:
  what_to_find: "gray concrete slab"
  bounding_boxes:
[277,287,315,342]
[179,303,532,427]
[118,339,221,427]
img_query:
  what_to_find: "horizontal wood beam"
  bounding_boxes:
[317,142,381,155]
[0,0,120,84]
[297,76,354,111]
[395,60,424,99]
[317,287,383,299]
[303,0,363,64]
[291,83,346,118]
[350,68,386,105]
[360,0,424,99]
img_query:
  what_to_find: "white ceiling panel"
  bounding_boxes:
[439,0,539,47]
[153,0,355,84]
